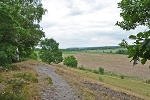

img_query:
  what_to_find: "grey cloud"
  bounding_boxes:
[41,22,57,28]
[68,8,84,16]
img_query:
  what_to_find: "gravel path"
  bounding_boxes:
[35,64,79,100]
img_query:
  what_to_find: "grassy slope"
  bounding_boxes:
[0,60,43,100]
[55,65,150,100]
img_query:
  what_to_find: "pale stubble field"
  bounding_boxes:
[63,52,150,80]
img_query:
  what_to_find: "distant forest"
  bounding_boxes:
[63,46,121,51]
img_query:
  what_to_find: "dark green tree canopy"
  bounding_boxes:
[39,38,63,64]
[116,0,150,65]
[0,0,46,67]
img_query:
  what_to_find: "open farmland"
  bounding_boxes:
[63,52,150,80]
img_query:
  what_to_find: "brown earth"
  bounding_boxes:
[63,53,150,80]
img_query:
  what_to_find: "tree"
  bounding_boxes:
[63,55,78,68]
[39,38,63,64]
[0,0,46,67]
[116,0,150,65]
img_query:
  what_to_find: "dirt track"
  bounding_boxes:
[35,64,78,100]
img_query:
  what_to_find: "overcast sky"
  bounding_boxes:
[40,0,146,49]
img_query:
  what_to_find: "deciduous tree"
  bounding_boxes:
[116,0,150,65]
[39,38,63,64]
[0,0,46,66]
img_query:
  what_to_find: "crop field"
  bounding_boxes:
[63,51,150,80]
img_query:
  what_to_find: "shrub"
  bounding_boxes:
[98,67,104,75]
[63,55,78,67]
[146,79,150,84]
[85,68,93,72]
[78,65,85,70]
[120,75,124,79]
[93,69,99,74]
[44,77,53,85]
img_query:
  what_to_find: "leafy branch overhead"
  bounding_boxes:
[116,0,150,65]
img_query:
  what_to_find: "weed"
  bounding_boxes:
[44,77,53,85]
[85,68,93,72]
[93,70,99,74]
[78,65,86,70]
[0,91,27,100]
[13,72,38,83]
[6,78,25,92]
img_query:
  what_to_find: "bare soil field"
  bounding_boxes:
[63,52,150,80]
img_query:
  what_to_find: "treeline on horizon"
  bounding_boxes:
[63,46,120,51]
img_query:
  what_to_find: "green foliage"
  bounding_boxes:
[78,65,86,70]
[0,92,26,100]
[92,69,99,74]
[0,44,16,67]
[120,75,125,79]
[0,0,46,66]
[98,67,104,75]
[146,79,150,84]
[63,55,78,67]
[116,0,150,65]
[29,52,38,60]
[39,38,63,64]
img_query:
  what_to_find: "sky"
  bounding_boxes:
[40,0,147,49]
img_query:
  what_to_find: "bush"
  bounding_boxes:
[63,55,78,67]
[98,67,104,75]
[93,69,99,74]
[120,75,125,79]
[146,79,150,84]
[78,65,85,70]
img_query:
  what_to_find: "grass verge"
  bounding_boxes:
[0,60,42,100]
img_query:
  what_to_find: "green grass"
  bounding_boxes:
[64,67,150,99]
